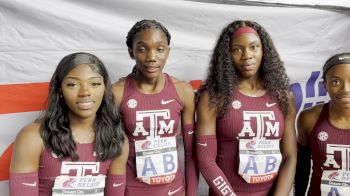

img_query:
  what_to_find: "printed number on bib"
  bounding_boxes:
[135,136,178,185]
[52,175,106,196]
[321,170,350,196]
[238,139,282,183]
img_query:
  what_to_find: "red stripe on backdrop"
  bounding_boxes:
[0,83,49,114]
[0,143,13,181]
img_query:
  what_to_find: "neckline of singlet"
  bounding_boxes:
[236,89,267,98]
[323,103,350,132]
[128,73,169,96]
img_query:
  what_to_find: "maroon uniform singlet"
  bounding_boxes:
[213,91,285,195]
[308,103,350,196]
[119,74,186,196]
[38,143,111,196]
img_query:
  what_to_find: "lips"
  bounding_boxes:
[144,65,160,73]
[76,101,95,110]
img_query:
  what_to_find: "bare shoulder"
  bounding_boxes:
[170,76,194,97]
[112,77,127,105]
[298,103,324,135]
[11,122,44,172]
[15,122,43,148]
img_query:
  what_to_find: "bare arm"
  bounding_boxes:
[294,104,323,195]
[272,93,297,196]
[10,123,43,196]
[174,78,198,196]
[10,123,43,173]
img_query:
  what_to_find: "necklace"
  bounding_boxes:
[72,130,95,144]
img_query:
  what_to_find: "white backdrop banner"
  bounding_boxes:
[1,0,350,195]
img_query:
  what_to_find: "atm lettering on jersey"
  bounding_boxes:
[60,162,100,176]
[323,144,350,170]
[238,111,280,139]
[133,109,175,139]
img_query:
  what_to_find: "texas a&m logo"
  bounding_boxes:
[324,144,350,170]
[133,109,175,139]
[238,111,280,139]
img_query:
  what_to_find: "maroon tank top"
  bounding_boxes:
[38,143,111,196]
[308,103,350,196]
[119,73,185,195]
[214,91,285,194]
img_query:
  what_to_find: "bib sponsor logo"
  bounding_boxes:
[133,109,175,139]
[238,111,280,139]
[231,100,242,110]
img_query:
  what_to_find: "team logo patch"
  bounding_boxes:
[127,99,137,108]
[232,100,242,109]
[318,131,328,141]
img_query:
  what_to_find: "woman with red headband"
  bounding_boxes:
[196,20,297,196]
[295,52,350,196]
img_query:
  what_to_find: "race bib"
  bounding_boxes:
[321,170,350,196]
[238,139,282,183]
[135,136,178,185]
[52,175,106,196]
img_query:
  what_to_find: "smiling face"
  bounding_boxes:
[61,64,105,120]
[230,32,263,79]
[324,63,350,108]
[129,27,170,79]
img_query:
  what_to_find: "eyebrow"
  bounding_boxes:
[64,76,103,80]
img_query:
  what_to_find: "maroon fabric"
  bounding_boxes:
[213,91,285,194]
[119,73,189,195]
[308,103,350,196]
[197,135,235,196]
[10,172,39,196]
[105,174,126,196]
[38,143,111,196]
[182,124,199,196]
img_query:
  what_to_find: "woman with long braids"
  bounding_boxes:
[196,20,297,196]
[9,52,128,196]
[113,19,198,196]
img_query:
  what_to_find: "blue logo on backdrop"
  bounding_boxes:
[290,71,329,114]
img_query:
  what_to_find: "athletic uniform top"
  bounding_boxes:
[119,73,186,195]
[215,91,285,193]
[38,143,111,196]
[308,103,350,196]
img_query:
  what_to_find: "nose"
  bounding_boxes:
[146,49,156,62]
[241,48,252,60]
[78,83,91,97]
[343,82,350,92]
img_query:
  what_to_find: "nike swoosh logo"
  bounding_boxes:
[266,102,276,107]
[22,182,37,187]
[339,56,350,60]
[188,131,194,135]
[197,142,207,147]
[168,185,183,195]
[113,183,124,187]
[161,99,175,105]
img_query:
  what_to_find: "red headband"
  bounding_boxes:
[232,26,259,38]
